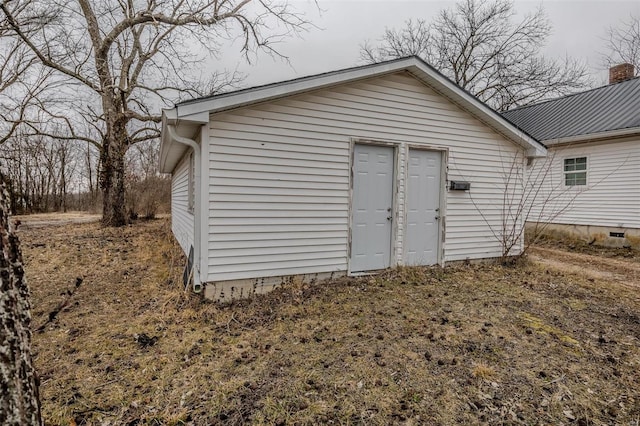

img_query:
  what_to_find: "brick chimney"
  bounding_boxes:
[609,63,635,84]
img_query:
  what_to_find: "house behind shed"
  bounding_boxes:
[159,57,546,301]
[503,64,640,248]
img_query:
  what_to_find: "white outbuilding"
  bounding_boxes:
[159,56,546,301]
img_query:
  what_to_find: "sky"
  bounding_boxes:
[210,0,640,89]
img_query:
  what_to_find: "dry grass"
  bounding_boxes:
[532,230,640,263]
[14,212,101,228]
[17,216,640,425]
[471,363,496,380]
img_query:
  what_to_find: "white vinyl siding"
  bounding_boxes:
[171,152,194,255]
[188,151,195,212]
[206,71,525,282]
[530,138,640,229]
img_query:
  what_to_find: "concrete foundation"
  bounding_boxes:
[203,271,347,303]
[527,222,640,249]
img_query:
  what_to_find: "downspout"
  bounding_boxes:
[520,150,528,255]
[167,124,203,293]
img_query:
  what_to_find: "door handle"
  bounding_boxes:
[435,215,440,220]
[387,216,392,221]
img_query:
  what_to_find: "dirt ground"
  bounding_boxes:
[15,215,640,425]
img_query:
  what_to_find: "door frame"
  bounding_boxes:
[404,144,448,267]
[347,138,401,274]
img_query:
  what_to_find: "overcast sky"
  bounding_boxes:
[210,0,640,90]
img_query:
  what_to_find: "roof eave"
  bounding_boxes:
[159,108,209,173]
[543,126,640,146]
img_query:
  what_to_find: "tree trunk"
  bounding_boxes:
[99,132,127,227]
[0,177,42,425]
[6,176,18,215]
[60,153,67,213]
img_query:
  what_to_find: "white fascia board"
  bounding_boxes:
[543,126,640,146]
[526,146,548,158]
[163,107,178,121]
[159,108,211,173]
[176,110,210,124]
[163,106,210,124]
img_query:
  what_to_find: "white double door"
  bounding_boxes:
[350,144,441,272]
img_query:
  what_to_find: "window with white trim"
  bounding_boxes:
[564,157,587,186]
[188,152,195,212]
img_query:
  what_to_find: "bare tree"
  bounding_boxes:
[486,150,582,261]
[360,0,591,111]
[81,142,100,211]
[453,149,548,263]
[124,139,170,220]
[0,181,42,425]
[0,132,80,214]
[456,145,620,263]
[0,6,50,147]
[0,3,42,422]
[1,0,308,226]
[603,15,640,74]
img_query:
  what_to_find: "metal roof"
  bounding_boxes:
[502,76,640,143]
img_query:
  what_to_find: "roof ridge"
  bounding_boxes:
[504,75,640,114]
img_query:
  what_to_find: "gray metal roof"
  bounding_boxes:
[502,76,640,142]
